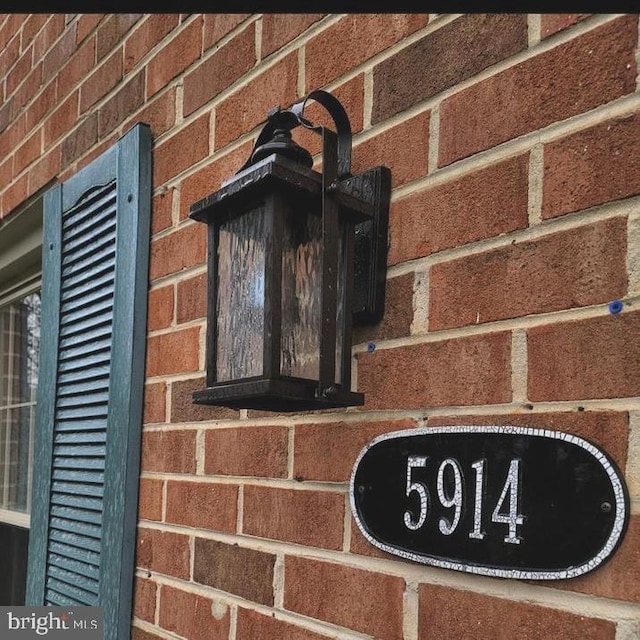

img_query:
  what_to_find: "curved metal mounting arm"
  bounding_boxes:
[238,89,353,178]
[290,89,353,179]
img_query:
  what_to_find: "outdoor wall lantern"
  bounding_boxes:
[189,90,390,411]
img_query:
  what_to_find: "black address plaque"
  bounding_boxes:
[349,426,629,579]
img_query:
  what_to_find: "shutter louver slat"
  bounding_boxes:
[63,215,116,255]
[50,494,103,512]
[48,566,100,595]
[49,553,100,580]
[61,245,116,280]
[51,505,102,525]
[59,314,113,341]
[45,587,85,606]
[57,391,110,407]
[63,184,116,224]
[46,578,98,604]
[61,261,114,296]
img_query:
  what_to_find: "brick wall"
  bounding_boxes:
[1,12,640,639]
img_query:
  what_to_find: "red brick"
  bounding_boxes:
[193,538,275,605]
[353,273,415,345]
[21,14,48,49]
[305,14,428,92]
[14,128,41,175]
[76,14,103,45]
[96,13,141,61]
[236,608,331,640]
[61,113,98,166]
[0,113,26,157]
[159,585,230,640]
[354,110,429,189]
[6,48,32,96]
[79,46,123,113]
[124,87,176,139]
[0,99,12,135]
[176,272,206,324]
[284,556,404,639]
[42,22,77,83]
[0,32,20,75]
[133,577,156,623]
[430,217,627,330]
[439,16,638,166]
[541,14,591,39]
[261,14,325,58]
[426,411,628,470]
[2,173,28,214]
[294,418,416,483]
[418,584,615,639]
[165,481,238,532]
[179,141,254,221]
[143,382,166,425]
[243,486,344,549]
[203,14,250,51]
[358,332,512,410]
[145,326,200,377]
[349,520,391,560]
[528,310,640,401]
[0,158,11,190]
[556,514,640,603]
[146,17,202,98]
[141,429,196,474]
[32,14,64,61]
[149,222,207,280]
[24,74,56,130]
[153,114,209,186]
[98,69,145,136]
[542,113,640,219]
[183,23,256,117]
[136,528,190,580]
[171,376,238,422]
[132,628,163,640]
[147,284,174,332]
[373,14,527,123]
[28,146,60,194]
[214,52,298,150]
[151,189,173,235]
[43,91,78,148]
[124,14,180,73]
[389,154,529,265]
[138,478,163,522]
[204,425,288,477]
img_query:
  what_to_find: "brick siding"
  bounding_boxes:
[1,12,639,639]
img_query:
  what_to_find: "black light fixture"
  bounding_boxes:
[189,89,390,411]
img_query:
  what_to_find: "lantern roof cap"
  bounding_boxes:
[189,153,373,224]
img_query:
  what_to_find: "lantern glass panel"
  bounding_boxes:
[280,209,321,380]
[216,206,266,382]
[280,209,346,384]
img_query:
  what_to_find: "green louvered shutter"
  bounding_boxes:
[26,124,152,640]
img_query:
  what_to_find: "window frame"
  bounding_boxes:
[0,195,43,531]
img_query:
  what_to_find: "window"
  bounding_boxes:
[0,290,40,522]
[0,194,43,605]
[25,123,152,640]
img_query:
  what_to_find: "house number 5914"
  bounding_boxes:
[404,456,524,544]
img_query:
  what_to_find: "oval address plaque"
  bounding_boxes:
[349,426,629,580]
